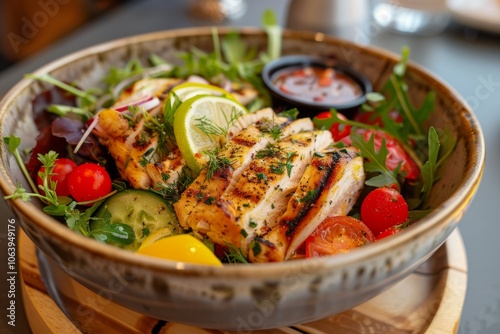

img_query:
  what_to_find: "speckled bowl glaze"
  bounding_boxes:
[0,28,484,331]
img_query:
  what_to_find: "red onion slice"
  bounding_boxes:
[114,93,160,112]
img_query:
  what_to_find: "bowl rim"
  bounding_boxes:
[0,27,486,277]
[261,54,373,111]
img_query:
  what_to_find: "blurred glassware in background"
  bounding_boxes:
[286,0,369,40]
[373,0,451,35]
[188,0,247,22]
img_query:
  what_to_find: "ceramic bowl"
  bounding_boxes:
[262,55,372,118]
[0,28,485,331]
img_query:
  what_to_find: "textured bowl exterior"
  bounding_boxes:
[0,28,484,331]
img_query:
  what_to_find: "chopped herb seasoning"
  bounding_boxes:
[141,227,150,238]
[255,143,280,158]
[240,229,248,237]
[196,192,204,201]
[251,240,262,256]
[300,189,318,203]
[204,196,215,205]
[257,173,267,181]
[314,151,326,157]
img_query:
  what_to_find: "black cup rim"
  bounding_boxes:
[262,55,373,112]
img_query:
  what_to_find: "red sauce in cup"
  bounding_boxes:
[272,66,362,105]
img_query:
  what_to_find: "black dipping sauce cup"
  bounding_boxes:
[262,55,373,119]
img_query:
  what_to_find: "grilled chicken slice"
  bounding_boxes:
[232,86,258,106]
[178,129,332,255]
[226,108,275,139]
[145,146,186,188]
[116,78,181,103]
[174,117,315,236]
[214,130,333,255]
[93,108,153,188]
[249,147,365,263]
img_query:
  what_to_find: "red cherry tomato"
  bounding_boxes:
[37,158,78,197]
[315,111,352,142]
[68,163,112,203]
[376,226,402,240]
[305,216,375,258]
[361,187,409,236]
[341,129,419,181]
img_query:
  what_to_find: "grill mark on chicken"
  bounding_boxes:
[174,117,316,244]
[249,147,365,262]
[282,150,343,237]
[174,115,292,230]
[203,130,332,255]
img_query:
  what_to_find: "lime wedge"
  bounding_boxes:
[166,82,237,124]
[170,82,236,104]
[173,95,248,173]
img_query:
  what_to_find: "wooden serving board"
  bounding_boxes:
[19,229,467,334]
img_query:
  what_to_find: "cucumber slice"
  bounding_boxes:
[93,189,181,251]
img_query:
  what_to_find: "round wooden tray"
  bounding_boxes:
[19,229,467,334]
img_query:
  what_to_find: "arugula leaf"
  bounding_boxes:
[103,58,145,87]
[420,127,440,203]
[435,128,456,170]
[149,54,168,66]
[366,92,385,103]
[278,108,299,120]
[224,243,249,264]
[393,46,410,78]
[221,31,249,64]
[4,135,21,153]
[25,73,96,106]
[261,9,282,61]
[351,132,401,190]
[46,104,93,122]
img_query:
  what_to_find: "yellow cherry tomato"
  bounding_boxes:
[137,234,222,267]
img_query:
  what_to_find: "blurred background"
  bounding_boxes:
[0,0,132,72]
[0,1,499,333]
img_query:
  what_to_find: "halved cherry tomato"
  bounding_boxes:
[342,129,419,181]
[366,130,419,181]
[68,163,112,203]
[354,109,403,127]
[305,216,375,258]
[315,111,352,142]
[37,158,78,197]
[361,187,408,236]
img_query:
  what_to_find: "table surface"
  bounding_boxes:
[1,1,499,333]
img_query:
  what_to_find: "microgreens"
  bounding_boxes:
[224,243,249,264]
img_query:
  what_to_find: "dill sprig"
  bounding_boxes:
[203,149,233,180]
[255,143,280,158]
[194,107,244,140]
[270,151,296,177]
[151,166,195,206]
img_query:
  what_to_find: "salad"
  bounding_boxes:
[4,12,455,265]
